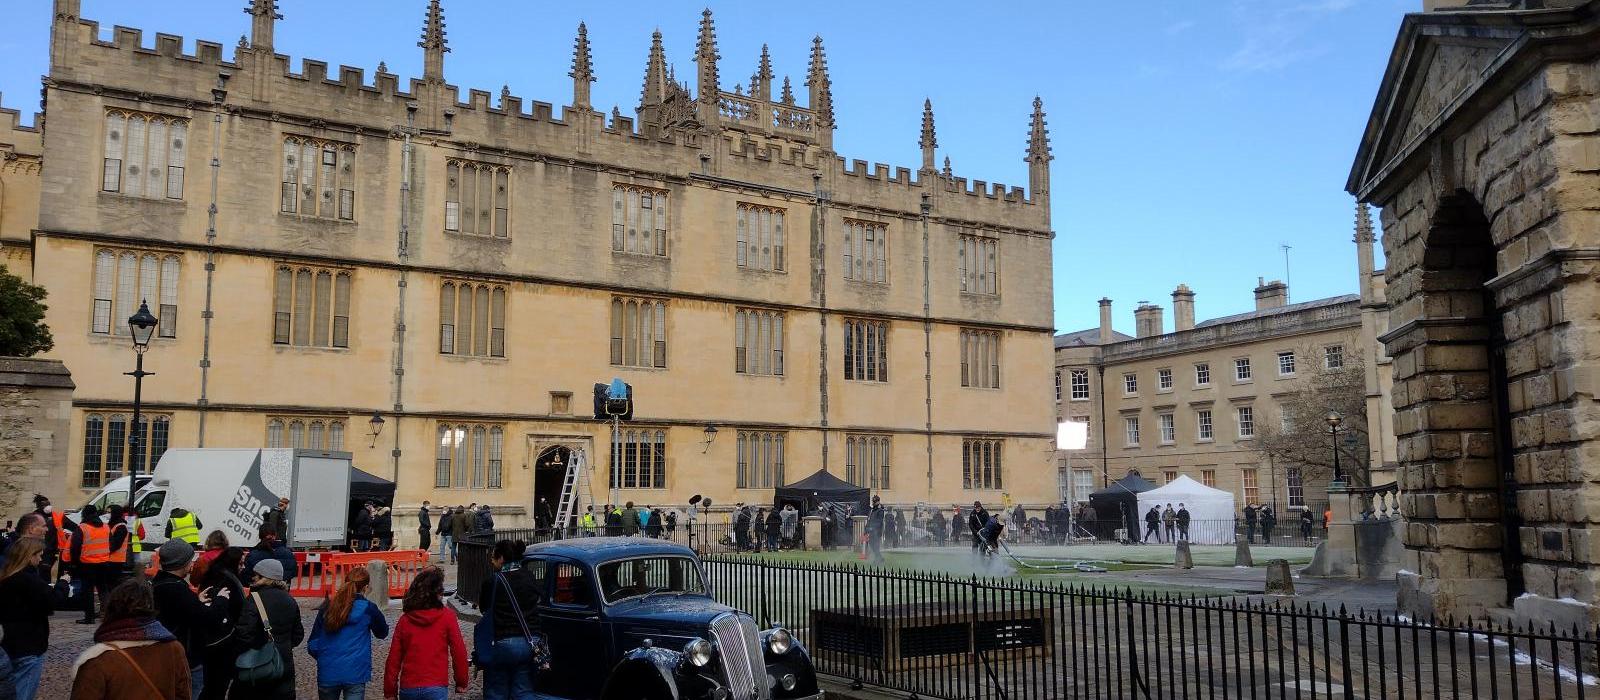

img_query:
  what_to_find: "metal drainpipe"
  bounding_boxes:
[392,104,417,485]
[197,72,229,445]
[1097,364,1109,486]
[814,173,830,473]
[920,193,933,497]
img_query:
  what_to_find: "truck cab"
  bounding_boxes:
[512,538,822,700]
[67,474,153,525]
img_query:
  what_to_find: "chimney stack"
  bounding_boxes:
[1172,284,1196,331]
[1098,298,1113,344]
[1254,277,1288,311]
[1134,302,1164,339]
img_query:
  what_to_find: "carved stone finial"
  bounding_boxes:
[640,30,668,113]
[752,44,773,101]
[1354,200,1376,243]
[377,60,388,73]
[942,156,953,178]
[780,76,794,105]
[1026,95,1051,163]
[920,98,938,172]
[419,0,449,80]
[694,8,720,99]
[806,35,834,129]
[570,22,595,109]
[245,0,281,51]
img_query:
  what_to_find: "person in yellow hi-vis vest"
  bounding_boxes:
[579,506,598,536]
[165,507,203,546]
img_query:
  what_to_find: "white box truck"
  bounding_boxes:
[131,448,354,551]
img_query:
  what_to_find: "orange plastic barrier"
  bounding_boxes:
[289,549,429,599]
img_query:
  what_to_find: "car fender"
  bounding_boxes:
[601,647,685,700]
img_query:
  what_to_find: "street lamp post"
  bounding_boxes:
[1325,411,1344,485]
[367,411,386,449]
[126,301,159,513]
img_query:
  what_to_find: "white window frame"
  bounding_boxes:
[1277,351,1296,377]
[1197,409,1213,441]
[1070,369,1090,401]
[1237,406,1255,439]
[1287,467,1305,509]
[1072,468,1094,504]
[1325,345,1344,370]
[1195,363,1211,387]
[1235,357,1252,382]
[1158,413,1175,444]
[1124,416,1140,447]
[1123,373,1137,395]
[1157,368,1173,391]
[1201,469,1216,488]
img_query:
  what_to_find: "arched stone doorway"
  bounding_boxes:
[1389,191,1523,617]
[533,445,571,531]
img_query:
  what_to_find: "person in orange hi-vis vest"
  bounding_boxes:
[32,493,80,579]
[70,504,125,625]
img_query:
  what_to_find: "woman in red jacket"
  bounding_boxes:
[384,567,468,700]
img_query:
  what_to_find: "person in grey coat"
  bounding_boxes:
[231,559,305,700]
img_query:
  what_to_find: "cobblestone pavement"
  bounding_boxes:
[36,559,490,699]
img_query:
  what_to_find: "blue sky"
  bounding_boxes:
[0,0,1410,335]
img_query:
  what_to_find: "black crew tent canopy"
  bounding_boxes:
[774,468,870,516]
[350,467,396,506]
[1086,471,1159,540]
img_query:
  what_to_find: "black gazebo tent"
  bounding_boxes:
[774,469,870,516]
[1087,471,1158,542]
[774,469,870,547]
[350,467,396,505]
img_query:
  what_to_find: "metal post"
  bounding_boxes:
[126,351,150,510]
[1331,424,1342,483]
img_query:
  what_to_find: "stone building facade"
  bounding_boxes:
[0,358,75,521]
[1349,0,1600,625]
[1055,218,1396,518]
[6,1,1057,527]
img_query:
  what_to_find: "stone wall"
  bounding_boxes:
[1349,3,1600,625]
[0,358,73,522]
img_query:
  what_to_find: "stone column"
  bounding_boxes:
[0,358,74,520]
[851,516,867,550]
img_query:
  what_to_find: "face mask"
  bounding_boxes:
[42,505,52,514]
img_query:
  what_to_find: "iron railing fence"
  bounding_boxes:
[702,555,1599,700]
[456,532,1597,699]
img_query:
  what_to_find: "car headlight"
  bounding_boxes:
[684,638,714,667]
[768,627,793,655]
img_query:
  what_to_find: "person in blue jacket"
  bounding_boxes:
[307,566,389,700]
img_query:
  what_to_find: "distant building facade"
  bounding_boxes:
[3,1,1059,527]
[1055,213,1396,518]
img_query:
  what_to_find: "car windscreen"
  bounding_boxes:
[596,556,706,604]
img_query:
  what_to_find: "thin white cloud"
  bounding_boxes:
[1221,0,1355,74]
[1165,19,1197,35]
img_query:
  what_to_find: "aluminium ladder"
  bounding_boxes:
[552,447,592,536]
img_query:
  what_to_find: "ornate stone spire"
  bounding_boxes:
[1026,96,1052,200]
[920,98,937,173]
[780,76,795,105]
[752,44,773,102]
[638,30,669,129]
[942,156,953,179]
[1354,200,1376,243]
[807,35,835,148]
[695,9,719,97]
[419,0,448,81]
[245,0,280,51]
[570,22,595,110]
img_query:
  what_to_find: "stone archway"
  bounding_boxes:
[1389,191,1522,619]
[532,445,571,531]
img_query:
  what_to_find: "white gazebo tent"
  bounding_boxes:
[1136,475,1237,544]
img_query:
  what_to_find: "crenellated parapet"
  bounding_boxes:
[43,3,1049,227]
[0,95,43,172]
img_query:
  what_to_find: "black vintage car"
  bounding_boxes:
[518,537,823,700]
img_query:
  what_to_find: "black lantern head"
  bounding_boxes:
[128,301,159,349]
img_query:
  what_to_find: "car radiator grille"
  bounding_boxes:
[711,612,770,700]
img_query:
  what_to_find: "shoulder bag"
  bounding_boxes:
[234,592,285,683]
[474,572,548,669]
